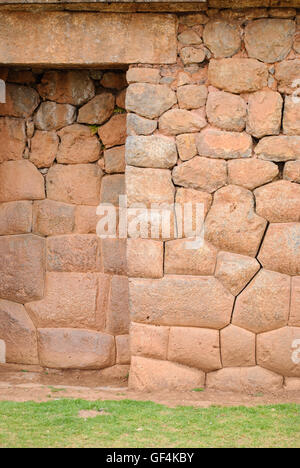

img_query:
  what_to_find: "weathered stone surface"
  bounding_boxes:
[255,181,300,223]
[127,239,163,279]
[25,272,100,328]
[232,269,290,333]
[228,159,279,190]
[203,20,242,58]
[176,133,197,161]
[33,199,75,236]
[127,113,157,136]
[38,328,115,369]
[57,124,100,164]
[104,146,125,174]
[275,60,300,94]
[215,251,260,296]
[0,84,39,118]
[47,235,101,273]
[38,70,95,105]
[102,239,127,276]
[100,174,125,206]
[173,157,227,193]
[180,47,206,65]
[130,276,234,329]
[126,135,177,169]
[30,130,59,168]
[208,58,268,94]
[178,29,202,46]
[34,102,76,131]
[126,166,175,207]
[74,205,101,234]
[206,90,246,132]
[0,299,38,365]
[126,68,160,84]
[129,356,205,391]
[284,161,300,183]
[258,223,300,276]
[0,161,45,202]
[168,327,221,372]
[205,185,267,257]
[283,96,300,136]
[0,201,32,236]
[175,187,212,219]
[0,13,177,66]
[126,83,176,119]
[159,109,207,135]
[106,276,129,335]
[77,92,115,125]
[116,89,126,109]
[7,70,35,85]
[165,239,217,276]
[0,234,45,303]
[246,90,283,138]
[0,117,26,162]
[290,277,300,326]
[258,327,300,378]
[285,378,300,391]
[221,325,256,368]
[197,129,252,160]
[98,114,127,148]
[127,206,177,241]
[116,335,130,365]
[177,85,208,110]
[130,322,169,360]
[207,367,283,393]
[46,164,102,205]
[245,19,295,63]
[100,71,127,90]
[255,136,300,162]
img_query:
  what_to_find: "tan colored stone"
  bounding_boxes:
[100,174,125,207]
[283,96,300,136]
[177,85,207,110]
[127,239,163,279]
[175,188,212,238]
[203,20,241,58]
[102,239,127,276]
[127,114,157,136]
[0,83,39,118]
[255,181,300,223]
[208,58,268,94]
[159,109,207,135]
[179,13,209,26]
[233,269,290,333]
[116,335,130,365]
[180,47,206,65]
[168,327,221,372]
[172,157,227,193]
[294,31,300,54]
[74,205,102,234]
[125,135,177,169]
[178,29,202,46]
[38,70,95,105]
[176,134,197,161]
[246,90,283,138]
[98,114,127,149]
[0,299,38,365]
[106,276,129,335]
[77,91,115,125]
[206,90,246,132]
[0,234,45,303]
[290,277,300,326]
[34,102,76,131]
[228,159,279,190]
[197,129,252,160]
[205,185,267,257]
[130,276,234,329]
[207,367,283,393]
[258,327,300,378]
[0,117,26,162]
[221,325,256,367]
[130,322,169,360]
[215,251,260,296]
[129,356,205,391]
[57,124,100,164]
[126,166,175,207]
[126,68,160,84]
[46,164,102,205]
[104,146,125,174]
[165,239,217,276]
[116,89,126,110]
[255,136,300,162]
[275,59,300,94]
[126,83,176,119]
[100,71,127,90]
[29,130,59,168]
[0,160,45,202]
[38,328,115,370]
[284,161,300,183]
[245,19,295,63]
[33,199,75,236]
[285,378,300,391]
[258,223,300,276]
[0,201,32,236]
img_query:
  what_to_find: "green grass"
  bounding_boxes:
[0,400,299,448]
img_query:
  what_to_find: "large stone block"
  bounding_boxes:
[246,90,283,138]
[126,68,160,85]
[177,85,208,110]
[290,277,300,326]
[104,146,125,174]
[255,181,300,223]
[165,239,217,276]
[0,201,32,236]
[130,276,234,329]
[221,325,256,368]
[206,90,246,132]
[203,20,241,58]
[176,134,197,161]
[116,335,130,365]
[33,199,75,236]
[228,159,279,190]
[0,117,26,163]
[159,109,207,135]
[29,130,59,168]
[126,166,175,207]
[0,299,38,364]
[275,59,300,94]
[0,161,45,202]
[284,161,300,183]
[98,114,127,148]
[130,322,169,360]
[255,136,300,162]
[127,113,157,136]
[102,239,127,276]
[126,83,176,119]
[77,92,115,125]
[100,174,125,207]
[38,328,115,369]
[0,234,45,303]
[127,239,163,279]
[125,135,178,169]
[197,129,252,160]
[0,83,39,118]
[34,102,76,131]
[283,96,300,136]
[57,124,100,164]
[207,367,283,393]
[106,276,129,335]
